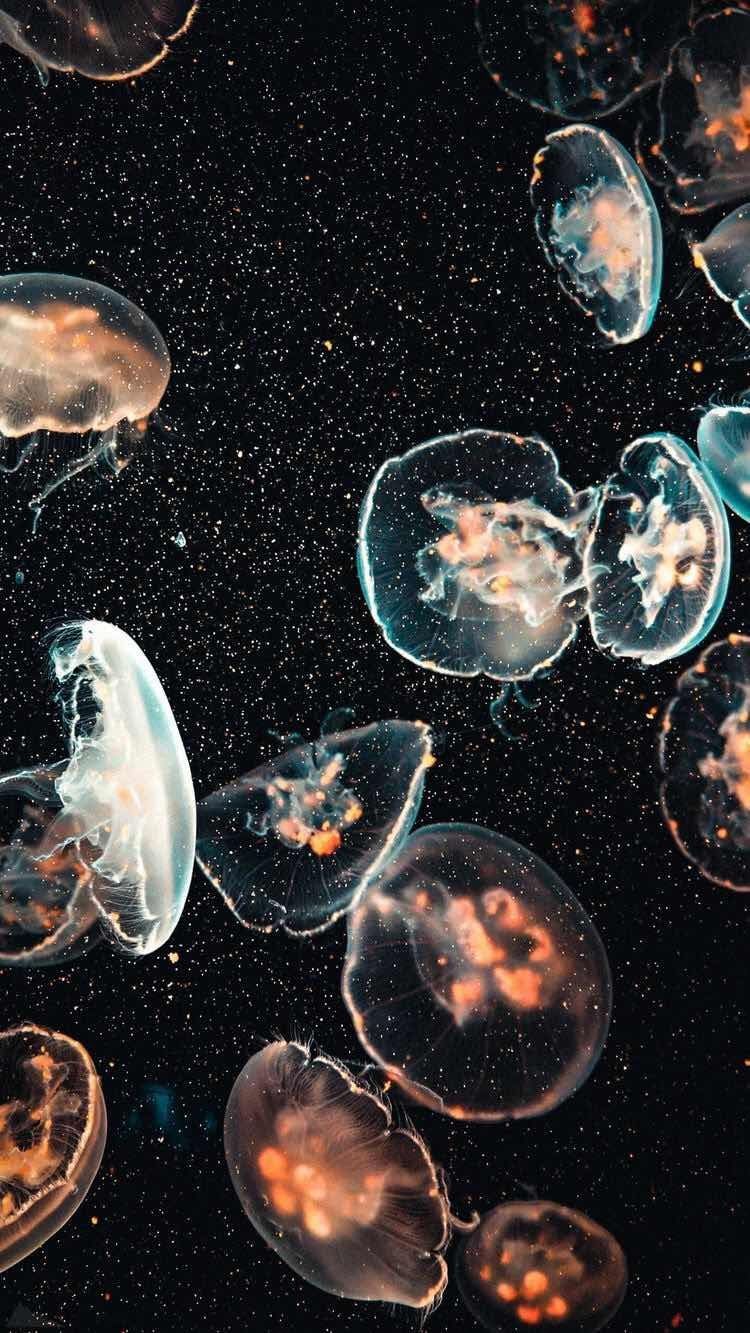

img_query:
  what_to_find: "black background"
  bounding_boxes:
[0,2,746,1330]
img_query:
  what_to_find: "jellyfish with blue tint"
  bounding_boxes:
[660,634,750,890]
[358,430,597,702]
[697,402,750,522]
[530,125,663,345]
[692,203,750,332]
[196,717,434,936]
[583,434,730,666]
[0,620,196,966]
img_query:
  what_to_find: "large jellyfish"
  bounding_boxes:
[342,824,612,1122]
[456,1200,627,1333]
[0,1024,106,1272]
[660,634,750,890]
[697,401,750,522]
[195,716,434,936]
[692,203,750,331]
[531,125,663,345]
[0,0,196,83]
[223,1040,450,1308]
[0,620,196,965]
[0,273,170,525]
[583,434,730,666]
[475,1,689,122]
[358,430,597,687]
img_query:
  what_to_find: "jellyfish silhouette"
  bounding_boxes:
[697,401,750,522]
[0,1024,106,1272]
[223,1040,450,1308]
[196,717,433,936]
[342,824,612,1121]
[456,1200,627,1332]
[358,430,597,688]
[531,125,663,345]
[0,619,196,965]
[660,634,750,890]
[583,433,730,666]
[0,0,196,83]
[475,0,689,122]
[0,273,170,524]
[692,202,750,331]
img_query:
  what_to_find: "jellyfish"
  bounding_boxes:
[692,202,750,332]
[0,273,170,525]
[342,824,612,1122]
[637,8,750,213]
[358,430,597,692]
[196,716,433,936]
[583,433,730,666]
[475,0,689,122]
[697,402,750,522]
[0,619,196,965]
[223,1039,450,1308]
[659,633,750,890]
[456,1201,627,1333]
[0,0,196,83]
[530,125,663,345]
[0,1024,106,1272]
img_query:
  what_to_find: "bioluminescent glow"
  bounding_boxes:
[0,0,197,83]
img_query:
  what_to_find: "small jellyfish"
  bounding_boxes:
[692,202,750,330]
[0,1024,106,1272]
[196,718,433,936]
[358,430,596,687]
[456,1200,627,1333]
[475,0,688,122]
[342,824,612,1122]
[223,1040,450,1308]
[697,401,750,522]
[659,633,750,890]
[0,273,170,524]
[531,125,663,345]
[0,619,196,965]
[584,433,730,666]
[0,0,196,83]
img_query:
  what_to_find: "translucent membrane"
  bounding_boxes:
[342,824,611,1121]
[0,0,196,82]
[223,1040,450,1308]
[584,433,730,665]
[0,619,196,964]
[0,1024,106,1272]
[531,125,662,345]
[358,429,596,684]
[196,718,434,936]
[660,634,750,890]
[693,202,750,330]
[697,402,750,522]
[456,1200,627,1333]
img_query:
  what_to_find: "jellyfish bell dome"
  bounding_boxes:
[342,823,612,1122]
[692,203,750,330]
[697,402,750,522]
[0,0,197,82]
[0,1024,106,1272]
[224,1040,450,1309]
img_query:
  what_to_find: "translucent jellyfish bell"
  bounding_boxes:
[697,402,750,522]
[531,125,663,345]
[456,1200,628,1333]
[584,434,730,665]
[660,634,750,890]
[692,203,750,330]
[224,1040,450,1308]
[0,0,196,82]
[358,430,596,685]
[342,824,612,1122]
[196,717,433,936]
[0,1024,106,1272]
[0,619,196,965]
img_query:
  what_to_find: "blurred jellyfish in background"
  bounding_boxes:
[0,619,195,966]
[697,401,750,521]
[196,716,433,936]
[531,125,663,345]
[0,0,196,83]
[224,1040,451,1308]
[342,824,612,1122]
[660,634,750,890]
[0,273,170,527]
[638,8,750,213]
[0,1024,106,1272]
[456,1200,627,1333]
[692,203,750,330]
[358,430,597,693]
[584,434,730,666]
[475,0,689,122]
